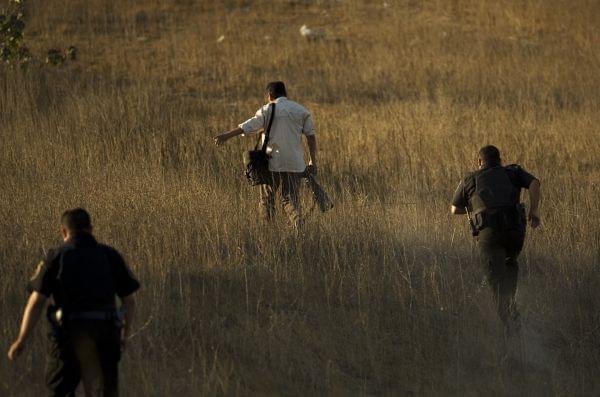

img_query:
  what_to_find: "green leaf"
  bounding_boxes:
[67,45,77,60]
[1,46,11,61]
[14,20,24,32]
[46,48,65,65]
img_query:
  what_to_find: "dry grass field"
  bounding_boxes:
[1,0,599,395]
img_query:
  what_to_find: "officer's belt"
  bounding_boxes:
[68,310,116,321]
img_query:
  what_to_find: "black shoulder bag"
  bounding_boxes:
[243,103,276,186]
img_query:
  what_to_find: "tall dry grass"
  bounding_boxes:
[1,0,599,395]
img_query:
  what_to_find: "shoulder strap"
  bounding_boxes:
[254,103,276,152]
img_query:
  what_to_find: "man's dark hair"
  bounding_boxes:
[61,208,92,232]
[265,81,287,99]
[478,145,501,164]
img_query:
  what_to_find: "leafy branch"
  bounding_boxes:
[0,0,29,65]
[1,0,77,67]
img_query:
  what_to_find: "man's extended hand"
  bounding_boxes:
[213,132,230,146]
[306,163,317,177]
[528,210,541,228]
[7,338,25,361]
[120,335,128,353]
[214,128,244,147]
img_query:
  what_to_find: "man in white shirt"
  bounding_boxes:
[214,82,318,227]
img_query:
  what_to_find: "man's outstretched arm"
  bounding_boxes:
[215,106,269,146]
[8,292,47,360]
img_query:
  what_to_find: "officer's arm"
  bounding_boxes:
[8,292,47,360]
[451,205,466,215]
[527,179,541,228]
[121,294,136,350]
[450,178,469,215]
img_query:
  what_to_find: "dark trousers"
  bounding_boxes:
[260,172,303,227]
[477,225,525,334]
[46,321,121,397]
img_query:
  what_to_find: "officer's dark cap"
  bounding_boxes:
[265,81,287,98]
[478,145,501,164]
[61,208,92,232]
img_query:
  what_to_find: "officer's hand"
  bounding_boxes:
[306,164,317,177]
[7,339,25,361]
[213,132,229,147]
[528,211,541,229]
[120,327,131,353]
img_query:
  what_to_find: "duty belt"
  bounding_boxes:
[68,310,117,321]
[475,204,524,231]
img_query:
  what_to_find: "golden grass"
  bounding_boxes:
[1,0,599,395]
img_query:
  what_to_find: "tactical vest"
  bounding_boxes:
[471,166,518,215]
[56,246,117,313]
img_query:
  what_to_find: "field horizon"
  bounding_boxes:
[1,0,599,395]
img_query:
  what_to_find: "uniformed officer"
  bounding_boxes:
[451,146,541,336]
[7,208,140,397]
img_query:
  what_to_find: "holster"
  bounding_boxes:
[46,305,64,338]
[114,309,125,329]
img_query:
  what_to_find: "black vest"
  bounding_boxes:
[471,165,519,215]
[55,234,117,312]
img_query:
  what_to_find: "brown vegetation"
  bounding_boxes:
[1,0,599,395]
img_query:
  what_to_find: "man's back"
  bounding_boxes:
[50,235,116,312]
[240,96,315,173]
[30,233,139,312]
[214,81,319,227]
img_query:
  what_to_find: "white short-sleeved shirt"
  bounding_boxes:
[239,97,315,173]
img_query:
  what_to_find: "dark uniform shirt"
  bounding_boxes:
[29,233,140,312]
[452,163,537,209]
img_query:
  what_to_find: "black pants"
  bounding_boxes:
[46,321,121,397]
[477,225,525,334]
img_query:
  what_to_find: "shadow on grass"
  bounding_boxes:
[124,232,580,396]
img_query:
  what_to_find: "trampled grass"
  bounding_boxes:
[1,0,599,395]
